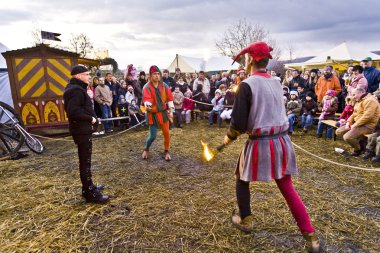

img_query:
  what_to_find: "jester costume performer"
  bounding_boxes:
[223,42,320,252]
[142,65,174,161]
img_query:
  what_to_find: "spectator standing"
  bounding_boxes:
[361,57,380,92]
[94,77,113,133]
[193,71,210,97]
[314,65,341,103]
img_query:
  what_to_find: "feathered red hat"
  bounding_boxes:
[149,65,161,75]
[232,41,273,65]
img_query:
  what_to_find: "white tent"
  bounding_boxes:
[167,54,240,73]
[285,42,380,69]
[0,42,13,107]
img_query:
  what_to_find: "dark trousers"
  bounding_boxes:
[175,109,183,126]
[72,134,94,192]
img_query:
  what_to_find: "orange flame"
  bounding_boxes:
[201,141,214,161]
[232,85,238,93]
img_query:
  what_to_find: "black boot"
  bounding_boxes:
[83,186,109,204]
[351,150,363,156]
[362,150,375,160]
[359,139,368,152]
[372,155,380,163]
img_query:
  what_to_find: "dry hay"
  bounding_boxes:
[0,121,379,252]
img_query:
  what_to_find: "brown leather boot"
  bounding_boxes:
[231,210,254,233]
[302,232,320,253]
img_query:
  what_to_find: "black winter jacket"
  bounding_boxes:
[63,78,98,135]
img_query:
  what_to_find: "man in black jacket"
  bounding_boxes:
[63,65,109,204]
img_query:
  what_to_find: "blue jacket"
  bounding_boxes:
[363,67,380,92]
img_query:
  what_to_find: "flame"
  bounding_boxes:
[232,85,238,93]
[201,141,215,161]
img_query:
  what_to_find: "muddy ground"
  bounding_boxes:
[0,121,379,252]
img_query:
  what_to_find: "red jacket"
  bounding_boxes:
[339,104,354,121]
[182,97,195,110]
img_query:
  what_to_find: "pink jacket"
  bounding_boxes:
[347,74,368,96]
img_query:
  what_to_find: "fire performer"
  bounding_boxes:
[222,42,320,252]
[63,65,109,204]
[142,65,174,161]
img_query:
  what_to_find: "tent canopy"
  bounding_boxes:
[285,42,380,70]
[0,42,13,107]
[167,54,240,73]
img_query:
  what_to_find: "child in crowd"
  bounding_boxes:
[125,85,135,105]
[286,90,302,134]
[220,84,237,122]
[209,90,224,127]
[336,96,355,127]
[297,86,307,102]
[301,92,318,132]
[128,99,145,127]
[182,90,194,124]
[118,94,129,129]
[173,85,184,128]
[317,90,338,139]
[283,86,290,107]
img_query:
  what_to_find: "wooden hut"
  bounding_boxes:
[1,44,100,130]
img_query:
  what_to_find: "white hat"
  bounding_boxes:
[289,90,298,97]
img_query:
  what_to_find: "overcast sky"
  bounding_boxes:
[1,0,379,70]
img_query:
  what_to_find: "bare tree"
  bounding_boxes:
[69,33,94,57]
[215,19,281,65]
[30,22,42,46]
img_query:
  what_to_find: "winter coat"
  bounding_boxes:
[193,78,211,94]
[286,99,302,114]
[318,96,338,120]
[339,104,354,121]
[223,90,236,107]
[125,91,136,104]
[173,90,185,109]
[211,96,224,111]
[193,85,210,111]
[302,100,318,115]
[363,67,380,92]
[315,75,342,102]
[288,75,305,90]
[94,84,113,106]
[347,74,368,96]
[63,78,98,135]
[348,93,380,129]
[182,97,195,111]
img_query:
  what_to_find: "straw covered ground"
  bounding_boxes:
[0,121,379,252]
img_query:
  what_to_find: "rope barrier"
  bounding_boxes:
[292,142,380,172]
[30,120,146,142]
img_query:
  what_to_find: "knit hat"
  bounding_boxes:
[71,65,89,75]
[289,90,298,97]
[310,69,318,74]
[306,91,314,98]
[149,65,161,75]
[237,68,246,74]
[127,85,133,90]
[283,86,289,93]
[139,71,146,77]
[325,90,336,96]
[324,65,333,71]
[232,41,273,64]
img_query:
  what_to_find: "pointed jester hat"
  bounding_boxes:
[232,41,273,65]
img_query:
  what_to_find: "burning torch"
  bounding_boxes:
[201,135,233,162]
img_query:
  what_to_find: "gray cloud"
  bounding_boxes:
[1,0,380,66]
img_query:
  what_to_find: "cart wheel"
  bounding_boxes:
[0,101,25,160]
